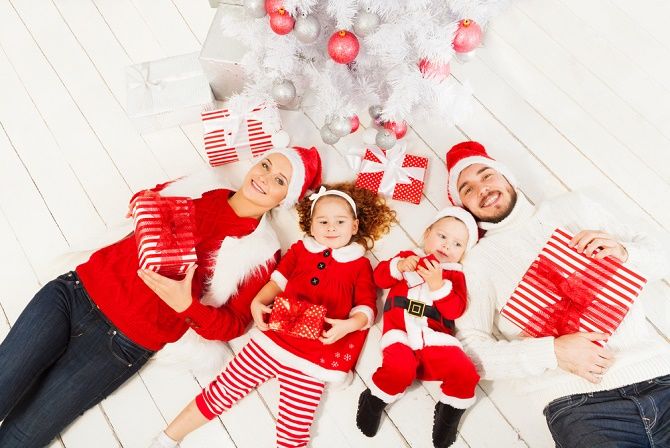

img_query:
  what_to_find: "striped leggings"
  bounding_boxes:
[195,339,326,448]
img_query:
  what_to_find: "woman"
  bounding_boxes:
[0,146,322,447]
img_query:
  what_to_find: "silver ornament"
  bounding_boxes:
[353,10,380,37]
[375,129,396,149]
[271,80,296,106]
[243,0,266,18]
[368,105,383,120]
[294,14,320,44]
[320,125,340,145]
[328,117,352,137]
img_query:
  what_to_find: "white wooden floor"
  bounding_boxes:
[1,0,669,447]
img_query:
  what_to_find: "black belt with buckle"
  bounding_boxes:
[383,296,455,332]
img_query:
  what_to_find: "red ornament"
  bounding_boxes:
[265,0,283,14]
[269,8,295,35]
[453,19,482,53]
[383,121,408,139]
[418,58,451,82]
[350,115,360,132]
[328,30,359,64]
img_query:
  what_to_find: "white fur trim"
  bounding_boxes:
[270,148,305,209]
[447,155,517,207]
[302,237,366,263]
[389,257,403,280]
[423,331,463,349]
[438,392,476,409]
[270,270,288,291]
[349,305,374,330]
[249,328,348,383]
[153,328,230,378]
[440,262,462,271]
[369,379,404,404]
[380,329,410,350]
[429,279,453,301]
[431,206,479,250]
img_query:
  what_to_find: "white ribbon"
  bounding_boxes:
[347,142,426,197]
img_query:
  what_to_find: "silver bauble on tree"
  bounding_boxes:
[271,79,296,105]
[353,10,380,37]
[368,104,383,120]
[243,0,266,18]
[320,124,340,145]
[294,14,320,43]
[375,129,397,149]
[328,117,352,137]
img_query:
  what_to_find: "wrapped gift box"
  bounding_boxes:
[501,228,646,340]
[132,196,198,279]
[352,144,428,204]
[200,4,249,101]
[126,52,214,133]
[268,295,327,340]
[402,254,439,288]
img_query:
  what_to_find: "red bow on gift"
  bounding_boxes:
[522,256,613,338]
[268,296,327,340]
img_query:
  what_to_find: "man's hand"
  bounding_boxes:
[554,332,615,383]
[397,255,420,273]
[570,230,628,262]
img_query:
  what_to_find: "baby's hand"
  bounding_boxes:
[319,317,356,345]
[417,259,444,292]
[397,255,420,272]
[251,298,273,331]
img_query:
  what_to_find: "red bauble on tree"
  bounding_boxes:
[418,58,451,82]
[453,19,482,53]
[269,8,295,35]
[350,115,360,132]
[383,120,408,139]
[328,30,360,64]
[265,0,283,14]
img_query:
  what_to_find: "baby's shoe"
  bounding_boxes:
[356,388,387,437]
[432,402,465,448]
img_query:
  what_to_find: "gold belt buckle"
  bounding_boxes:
[406,299,426,318]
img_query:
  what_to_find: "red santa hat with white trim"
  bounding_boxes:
[269,146,322,208]
[446,141,517,206]
[430,206,479,251]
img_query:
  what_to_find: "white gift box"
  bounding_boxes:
[126,52,215,133]
[200,4,249,101]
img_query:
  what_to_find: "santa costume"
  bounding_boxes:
[357,207,480,448]
[196,233,377,448]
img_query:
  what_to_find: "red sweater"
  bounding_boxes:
[76,189,275,351]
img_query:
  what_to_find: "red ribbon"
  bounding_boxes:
[154,197,194,253]
[269,296,326,340]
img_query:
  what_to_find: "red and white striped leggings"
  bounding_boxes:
[195,339,326,448]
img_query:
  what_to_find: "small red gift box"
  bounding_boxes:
[402,254,439,288]
[268,295,327,340]
[353,145,428,204]
[501,228,646,341]
[201,104,277,166]
[132,196,198,279]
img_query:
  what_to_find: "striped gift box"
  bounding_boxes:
[501,228,646,340]
[133,196,198,279]
[202,107,274,166]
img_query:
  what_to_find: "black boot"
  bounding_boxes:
[356,388,387,437]
[432,402,466,448]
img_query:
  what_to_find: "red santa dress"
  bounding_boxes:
[369,249,480,409]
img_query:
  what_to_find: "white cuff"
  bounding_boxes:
[388,257,403,280]
[527,336,559,372]
[429,279,453,301]
[438,393,476,409]
[270,271,287,291]
[349,305,375,330]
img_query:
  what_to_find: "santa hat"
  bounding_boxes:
[446,141,517,206]
[269,146,322,208]
[430,206,479,251]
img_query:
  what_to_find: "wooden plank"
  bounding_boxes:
[130,0,202,55]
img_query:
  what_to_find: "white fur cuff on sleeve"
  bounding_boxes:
[270,270,288,291]
[429,279,453,301]
[389,257,403,280]
[349,305,375,329]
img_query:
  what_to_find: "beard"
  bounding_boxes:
[480,186,517,223]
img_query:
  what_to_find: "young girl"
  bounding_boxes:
[151,182,396,448]
[356,207,480,448]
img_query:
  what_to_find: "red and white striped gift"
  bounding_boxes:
[202,107,274,166]
[501,228,646,340]
[132,196,198,279]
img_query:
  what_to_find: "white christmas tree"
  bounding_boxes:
[218,0,510,146]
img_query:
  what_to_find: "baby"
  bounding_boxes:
[356,207,480,448]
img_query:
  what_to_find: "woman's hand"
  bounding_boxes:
[137,264,196,313]
[417,259,444,291]
[319,317,359,345]
[397,255,420,273]
[126,189,160,218]
[570,230,628,262]
[251,298,273,331]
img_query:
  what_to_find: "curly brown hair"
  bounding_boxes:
[296,182,397,250]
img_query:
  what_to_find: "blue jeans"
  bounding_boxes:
[544,375,670,447]
[0,272,154,447]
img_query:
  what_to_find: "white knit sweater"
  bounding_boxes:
[456,191,670,407]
